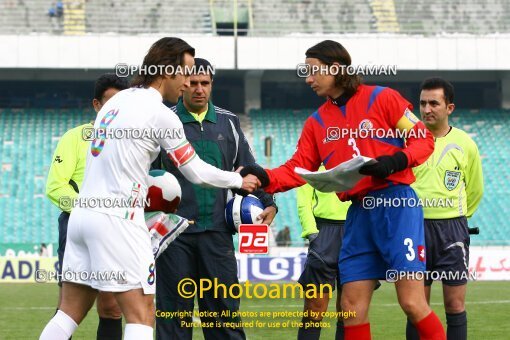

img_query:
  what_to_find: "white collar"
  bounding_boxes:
[145,86,163,102]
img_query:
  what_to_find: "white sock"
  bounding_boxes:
[39,310,78,340]
[124,323,153,340]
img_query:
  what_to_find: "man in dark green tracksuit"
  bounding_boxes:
[153,58,277,340]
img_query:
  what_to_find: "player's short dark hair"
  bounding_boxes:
[131,37,195,88]
[94,73,129,101]
[420,77,455,104]
[305,40,361,96]
[194,58,214,80]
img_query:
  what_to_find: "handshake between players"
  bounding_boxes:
[234,165,266,195]
[238,167,263,193]
[146,167,262,260]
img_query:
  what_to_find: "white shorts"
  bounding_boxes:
[62,207,155,295]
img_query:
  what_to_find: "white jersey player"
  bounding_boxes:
[78,85,245,226]
[40,37,261,340]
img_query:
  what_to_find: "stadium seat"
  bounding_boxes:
[0,108,93,245]
[0,108,508,247]
[1,0,509,35]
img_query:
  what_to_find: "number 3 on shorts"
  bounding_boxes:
[404,238,415,261]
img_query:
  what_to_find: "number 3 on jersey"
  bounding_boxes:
[91,109,119,157]
[348,138,361,158]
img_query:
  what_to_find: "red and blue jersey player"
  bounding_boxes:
[242,40,446,340]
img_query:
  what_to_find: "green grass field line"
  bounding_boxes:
[0,282,509,339]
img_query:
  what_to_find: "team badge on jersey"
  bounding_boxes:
[359,119,374,131]
[168,141,196,167]
[444,170,461,191]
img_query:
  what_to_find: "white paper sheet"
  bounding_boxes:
[294,156,376,192]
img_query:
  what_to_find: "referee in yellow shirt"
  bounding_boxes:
[406,77,484,340]
[45,74,128,340]
[296,165,351,340]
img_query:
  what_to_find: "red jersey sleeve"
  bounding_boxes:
[377,87,413,127]
[265,117,322,194]
[376,88,434,167]
[402,122,434,167]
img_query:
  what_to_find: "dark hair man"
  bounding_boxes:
[406,77,483,340]
[40,37,260,340]
[241,40,446,340]
[153,57,277,340]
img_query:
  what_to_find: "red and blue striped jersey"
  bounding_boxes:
[265,84,434,200]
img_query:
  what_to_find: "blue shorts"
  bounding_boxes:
[339,184,426,284]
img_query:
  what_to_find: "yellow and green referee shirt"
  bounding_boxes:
[412,126,484,219]
[46,123,92,212]
[296,166,351,238]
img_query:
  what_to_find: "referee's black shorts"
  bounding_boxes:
[424,216,470,286]
[298,218,345,291]
[57,211,70,287]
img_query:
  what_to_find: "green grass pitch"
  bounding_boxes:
[0,281,509,339]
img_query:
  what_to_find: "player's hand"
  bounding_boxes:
[240,164,270,188]
[359,151,408,179]
[257,205,277,225]
[240,174,261,194]
[233,166,258,195]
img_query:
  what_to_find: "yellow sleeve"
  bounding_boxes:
[465,141,484,218]
[45,131,79,212]
[296,183,318,239]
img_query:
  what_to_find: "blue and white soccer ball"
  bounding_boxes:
[225,194,265,231]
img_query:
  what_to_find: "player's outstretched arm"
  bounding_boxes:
[232,114,276,205]
[246,118,321,194]
[157,107,258,192]
[165,140,261,192]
